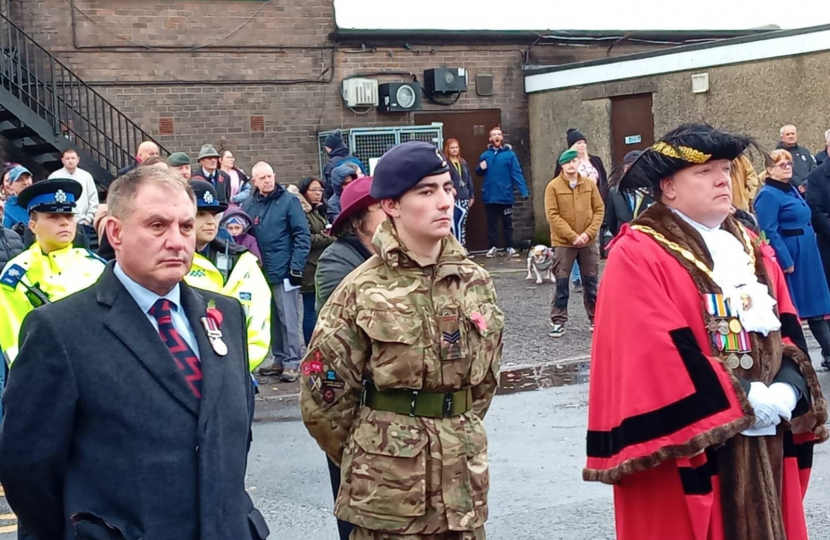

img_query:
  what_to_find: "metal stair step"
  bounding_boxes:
[20,141,56,155]
[0,125,35,140]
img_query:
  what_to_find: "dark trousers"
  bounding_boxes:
[326,457,354,540]
[550,243,600,325]
[301,292,317,345]
[485,203,514,249]
[807,317,830,358]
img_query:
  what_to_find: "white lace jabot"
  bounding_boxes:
[671,209,781,336]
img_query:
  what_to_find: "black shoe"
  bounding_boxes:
[822,357,830,371]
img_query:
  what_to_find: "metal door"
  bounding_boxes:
[415,109,501,252]
[610,94,654,168]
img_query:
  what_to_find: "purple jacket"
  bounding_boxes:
[219,207,262,263]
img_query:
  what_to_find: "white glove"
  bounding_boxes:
[767,382,798,422]
[746,382,782,430]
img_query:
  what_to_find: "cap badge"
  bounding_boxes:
[435,147,447,167]
[203,191,215,205]
[55,189,67,203]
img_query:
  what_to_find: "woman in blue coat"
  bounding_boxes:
[755,149,830,369]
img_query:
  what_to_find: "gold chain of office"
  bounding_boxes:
[630,224,756,282]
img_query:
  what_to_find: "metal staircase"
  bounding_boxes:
[0,13,166,187]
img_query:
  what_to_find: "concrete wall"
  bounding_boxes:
[528,49,830,237]
[529,93,612,239]
[11,0,663,242]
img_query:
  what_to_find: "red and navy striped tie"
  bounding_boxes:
[149,299,202,398]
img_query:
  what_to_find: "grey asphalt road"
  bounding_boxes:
[2,373,829,539]
[2,267,829,538]
[246,371,830,540]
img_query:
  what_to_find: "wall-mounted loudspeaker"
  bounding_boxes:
[476,73,494,97]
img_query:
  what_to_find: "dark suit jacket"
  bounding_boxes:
[0,266,269,540]
[806,158,830,279]
[191,169,232,204]
[604,186,655,237]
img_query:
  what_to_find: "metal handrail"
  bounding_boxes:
[0,12,166,175]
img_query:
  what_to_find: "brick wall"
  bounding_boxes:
[10,0,666,242]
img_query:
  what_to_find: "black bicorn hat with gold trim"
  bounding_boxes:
[619,123,751,193]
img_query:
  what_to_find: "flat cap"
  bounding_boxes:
[370,141,449,200]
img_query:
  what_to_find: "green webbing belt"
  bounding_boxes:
[361,384,473,418]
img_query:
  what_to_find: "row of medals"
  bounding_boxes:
[708,315,754,370]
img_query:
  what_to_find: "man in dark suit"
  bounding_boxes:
[0,167,269,540]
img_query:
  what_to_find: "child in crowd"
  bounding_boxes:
[220,208,262,263]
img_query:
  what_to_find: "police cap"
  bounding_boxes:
[17,178,82,215]
[370,141,450,200]
[190,179,228,213]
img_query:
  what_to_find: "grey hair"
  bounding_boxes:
[107,168,195,220]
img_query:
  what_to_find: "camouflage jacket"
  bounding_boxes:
[300,220,504,534]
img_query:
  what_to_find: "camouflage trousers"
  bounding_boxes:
[351,527,486,540]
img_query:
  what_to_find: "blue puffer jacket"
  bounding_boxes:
[323,147,367,201]
[476,144,529,205]
[326,163,356,224]
[2,196,28,229]
[242,184,311,284]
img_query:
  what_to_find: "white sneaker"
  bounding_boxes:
[486,247,498,258]
[506,247,520,258]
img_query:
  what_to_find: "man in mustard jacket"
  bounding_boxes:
[184,180,271,371]
[545,149,604,338]
[0,179,105,364]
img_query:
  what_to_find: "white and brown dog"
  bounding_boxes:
[526,245,555,284]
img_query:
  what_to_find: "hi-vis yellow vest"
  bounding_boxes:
[0,243,105,364]
[185,251,271,371]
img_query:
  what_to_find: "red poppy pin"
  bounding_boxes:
[470,311,488,332]
[754,232,777,264]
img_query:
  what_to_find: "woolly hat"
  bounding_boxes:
[324,130,346,151]
[619,123,751,193]
[567,128,587,148]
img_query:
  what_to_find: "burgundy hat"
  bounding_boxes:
[331,176,378,235]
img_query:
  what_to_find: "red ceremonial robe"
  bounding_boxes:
[586,205,827,540]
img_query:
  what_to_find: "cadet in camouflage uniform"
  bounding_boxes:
[300,141,504,540]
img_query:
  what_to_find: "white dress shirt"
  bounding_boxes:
[113,263,200,356]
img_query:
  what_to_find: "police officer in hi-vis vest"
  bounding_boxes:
[184,179,271,371]
[0,178,105,365]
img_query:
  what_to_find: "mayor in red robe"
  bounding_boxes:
[586,124,827,540]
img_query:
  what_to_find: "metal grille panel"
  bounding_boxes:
[318,125,444,177]
[350,131,397,167]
